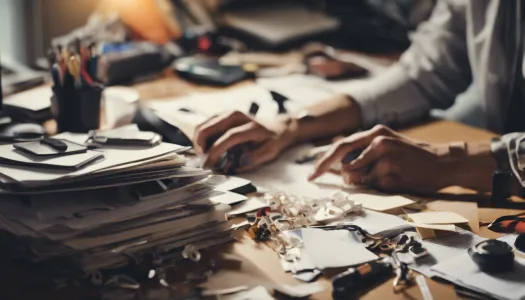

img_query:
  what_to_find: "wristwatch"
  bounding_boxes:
[490,138,513,204]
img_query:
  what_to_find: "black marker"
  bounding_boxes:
[216,101,259,174]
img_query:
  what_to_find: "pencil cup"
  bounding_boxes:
[51,86,103,133]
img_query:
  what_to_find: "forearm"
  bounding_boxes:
[286,94,362,145]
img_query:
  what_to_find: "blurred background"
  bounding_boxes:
[1,0,435,66]
[5,0,484,140]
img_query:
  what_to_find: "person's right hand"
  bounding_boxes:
[193,111,296,172]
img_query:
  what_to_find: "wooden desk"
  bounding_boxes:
[21,72,525,300]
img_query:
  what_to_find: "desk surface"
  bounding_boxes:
[23,70,525,299]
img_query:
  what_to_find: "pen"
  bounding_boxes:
[216,101,260,175]
[81,66,95,86]
[47,49,57,68]
[68,56,81,88]
[51,63,64,88]
[89,54,99,82]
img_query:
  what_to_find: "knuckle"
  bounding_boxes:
[195,126,211,140]
[335,139,352,152]
[372,124,389,134]
[372,136,391,151]
[229,110,246,120]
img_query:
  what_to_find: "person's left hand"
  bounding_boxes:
[308,125,453,194]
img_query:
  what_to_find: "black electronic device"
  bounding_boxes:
[332,257,393,299]
[468,240,515,273]
[174,56,252,86]
[133,106,193,146]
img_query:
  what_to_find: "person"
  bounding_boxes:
[193,0,525,196]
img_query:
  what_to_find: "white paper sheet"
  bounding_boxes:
[225,196,269,219]
[241,145,356,198]
[279,229,316,273]
[351,193,415,212]
[3,85,52,111]
[0,139,185,187]
[274,282,324,298]
[222,286,274,300]
[398,229,486,277]
[301,228,378,269]
[431,253,525,300]
[331,209,412,236]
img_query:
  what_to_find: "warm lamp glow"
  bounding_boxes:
[96,0,182,43]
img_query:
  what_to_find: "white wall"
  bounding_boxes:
[0,0,27,63]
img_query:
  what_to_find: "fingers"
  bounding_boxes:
[341,170,363,185]
[194,111,251,153]
[203,122,271,168]
[347,136,402,170]
[308,125,395,181]
[235,141,280,173]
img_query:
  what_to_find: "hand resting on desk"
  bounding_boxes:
[192,93,363,174]
[309,125,496,194]
[193,111,297,172]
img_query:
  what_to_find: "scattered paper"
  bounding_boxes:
[431,253,525,300]
[215,176,253,193]
[222,286,274,300]
[241,145,357,199]
[210,191,247,206]
[410,223,457,239]
[331,209,412,236]
[407,211,469,225]
[279,247,316,274]
[202,286,249,297]
[293,269,322,283]
[426,201,480,233]
[301,228,378,269]
[415,275,434,300]
[409,223,457,232]
[278,230,316,273]
[274,282,324,298]
[226,196,269,219]
[397,229,485,277]
[3,85,52,111]
[352,193,415,212]
[103,86,139,129]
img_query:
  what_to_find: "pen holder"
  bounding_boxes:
[51,86,103,133]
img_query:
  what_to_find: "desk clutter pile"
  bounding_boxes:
[0,127,524,299]
[224,190,525,300]
[0,126,249,288]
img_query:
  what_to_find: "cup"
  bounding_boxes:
[51,86,103,133]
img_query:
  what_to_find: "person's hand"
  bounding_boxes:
[308,125,453,194]
[193,111,296,172]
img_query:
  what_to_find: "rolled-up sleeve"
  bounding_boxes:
[350,0,471,129]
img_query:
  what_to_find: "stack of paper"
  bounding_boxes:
[0,129,246,283]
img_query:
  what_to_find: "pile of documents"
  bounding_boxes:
[0,128,244,284]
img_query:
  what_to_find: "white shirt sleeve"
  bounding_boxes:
[349,0,471,129]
